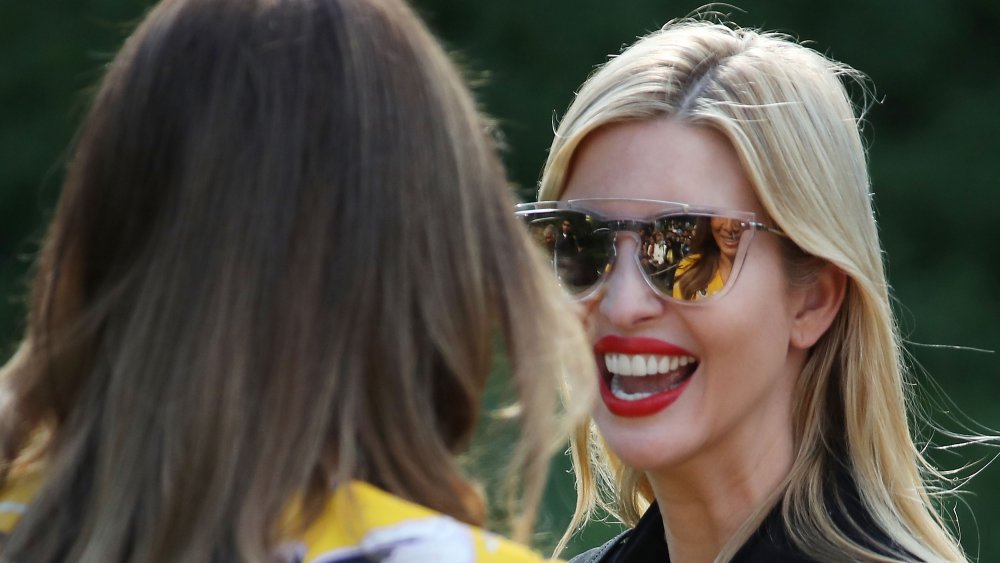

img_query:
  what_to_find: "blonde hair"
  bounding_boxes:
[0,0,592,560]
[542,20,967,562]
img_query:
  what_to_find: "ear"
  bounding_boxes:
[790,263,847,350]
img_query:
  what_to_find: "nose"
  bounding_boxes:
[595,237,666,328]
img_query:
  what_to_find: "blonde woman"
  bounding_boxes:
[517,20,969,562]
[0,0,592,561]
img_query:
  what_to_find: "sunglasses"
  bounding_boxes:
[515,198,785,304]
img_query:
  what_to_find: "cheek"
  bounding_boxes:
[738,238,794,311]
[721,303,791,365]
[686,282,798,442]
[713,254,797,368]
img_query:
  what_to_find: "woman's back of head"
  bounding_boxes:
[0,0,592,560]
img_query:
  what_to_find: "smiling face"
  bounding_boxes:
[710,216,742,261]
[562,119,806,476]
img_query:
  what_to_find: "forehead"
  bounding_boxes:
[561,119,765,216]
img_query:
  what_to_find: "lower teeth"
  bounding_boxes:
[610,375,682,401]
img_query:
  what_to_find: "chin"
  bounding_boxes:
[592,407,703,473]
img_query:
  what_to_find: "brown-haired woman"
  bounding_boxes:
[672,216,742,302]
[0,0,592,561]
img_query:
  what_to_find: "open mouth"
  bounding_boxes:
[603,353,698,400]
[594,336,699,417]
[717,232,739,250]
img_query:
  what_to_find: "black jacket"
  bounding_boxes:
[568,481,914,563]
[568,502,814,563]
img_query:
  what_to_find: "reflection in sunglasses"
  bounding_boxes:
[516,203,783,303]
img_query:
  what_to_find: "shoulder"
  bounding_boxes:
[0,467,44,536]
[674,254,700,275]
[568,504,663,563]
[737,479,917,563]
[825,474,918,561]
[287,481,556,563]
[567,530,630,563]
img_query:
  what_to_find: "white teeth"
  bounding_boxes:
[610,376,655,400]
[619,356,632,376]
[609,374,686,401]
[603,353,697,376]
[631,355,646,376]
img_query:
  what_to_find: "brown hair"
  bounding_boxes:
[0,0,592,560]
[674,217,720,300]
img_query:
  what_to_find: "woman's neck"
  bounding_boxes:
[645,422,794,563]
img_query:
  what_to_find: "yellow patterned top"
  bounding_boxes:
[0,471,558,563]
[671,254,725,301]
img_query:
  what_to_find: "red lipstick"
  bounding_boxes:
[594,335,693,357]
[594,335,696,418]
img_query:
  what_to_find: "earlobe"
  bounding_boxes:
[790,264,847,350]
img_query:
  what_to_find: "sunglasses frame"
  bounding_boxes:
[515,198,786,304]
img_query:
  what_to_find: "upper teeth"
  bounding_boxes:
[604,353,695,376]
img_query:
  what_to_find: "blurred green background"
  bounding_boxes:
[1,0,997,559]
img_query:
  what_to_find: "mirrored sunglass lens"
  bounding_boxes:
[521,211,611,295]
[641,215,744,302]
